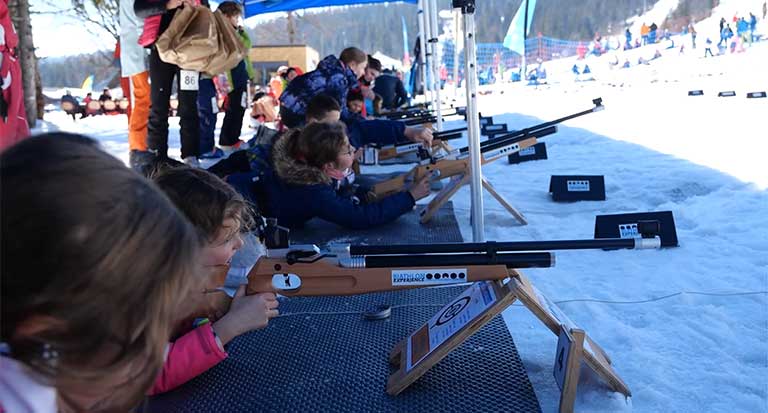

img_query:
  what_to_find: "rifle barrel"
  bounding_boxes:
[433,126,468,138]
[491,100,603,143]
[349,237,658,255]
[458,125,557,156]
[403,116,437,126]
[385,106,462,120]
[355,252,554,269]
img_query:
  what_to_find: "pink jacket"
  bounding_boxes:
[148,323,227,395]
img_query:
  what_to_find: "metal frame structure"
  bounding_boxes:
[452,0,484,241]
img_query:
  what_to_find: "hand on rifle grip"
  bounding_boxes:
[213,286,279,345]
[407,174,431,201]
[405,126,434,147]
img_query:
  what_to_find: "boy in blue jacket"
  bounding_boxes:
[279,47,367,128]
[263,122,430,229]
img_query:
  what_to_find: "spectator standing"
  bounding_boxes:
[704,37,714,57]
[625,28,632,49]
[119,0,152,171]
[641,23,650,45]
[689,23,697,48]
[649,22,658,44]
[197,74,222,159]
[373,68,408,110]
[217,1,255,154]
[134,0,205,166]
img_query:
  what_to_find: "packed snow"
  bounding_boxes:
[32,14,768,413]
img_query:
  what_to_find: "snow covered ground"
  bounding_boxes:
[32,31,767,413]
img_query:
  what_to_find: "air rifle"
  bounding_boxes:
[361,126,467,165]
[384,106,464,121]
[377,96,599,163]
[245,218,661,297]
[370,123,558,199]
[370,98,604,224]
[488,97,603,143]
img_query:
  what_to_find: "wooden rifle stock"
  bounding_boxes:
[372,158,470,198]
[371,128,551,198]
[247,257,510,296]
[377,127,468,161]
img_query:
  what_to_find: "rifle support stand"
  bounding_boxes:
[387,273,631,407]
[419,172,528,225]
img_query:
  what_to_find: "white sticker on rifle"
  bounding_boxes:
[396,143,421,154]
[483,143,520,160]
[519,146,536,156]
[179,70,199,91]
[566,180,590,192]
[391,268,468,286]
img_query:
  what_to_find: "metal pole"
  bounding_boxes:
[417,0,428,103]
[460,1,484,242]
[429,0,443,130]
[423,0,435,109]
[453,10,461,97]
[521,0,529,79]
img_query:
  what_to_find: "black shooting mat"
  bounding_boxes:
[289,200,462,246]
[144,286,542,413]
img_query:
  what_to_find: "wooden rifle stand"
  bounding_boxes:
[387,272,631,409]
[418,135,539,225]
[419,173,528,225]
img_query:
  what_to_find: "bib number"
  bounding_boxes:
[180,70,199,91]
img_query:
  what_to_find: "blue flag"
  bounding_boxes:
[503,0,536,54]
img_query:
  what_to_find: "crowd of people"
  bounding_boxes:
[1,0,437,407]
[59,89,130,120]
[6,1,767,410]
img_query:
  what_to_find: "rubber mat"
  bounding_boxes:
[144,286,541,413]
[289,201,463,246]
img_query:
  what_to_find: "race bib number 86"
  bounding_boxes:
[180,70,199,91]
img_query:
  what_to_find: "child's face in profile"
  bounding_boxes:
[348,100,363,114]
[201,218,244,269]
[335,137,356,172]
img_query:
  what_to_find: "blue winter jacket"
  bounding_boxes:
[345,118,408,149]
[279,54,359,125]
[262,133,415,229]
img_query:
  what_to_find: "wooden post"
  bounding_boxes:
[554,326,585,413]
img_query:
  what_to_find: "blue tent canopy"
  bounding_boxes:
[244,0,417,18]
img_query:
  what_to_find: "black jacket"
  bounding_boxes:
[373,72,408,109]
